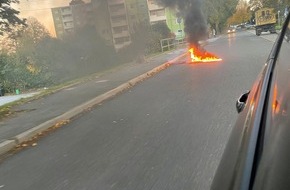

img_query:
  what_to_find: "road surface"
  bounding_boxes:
[0,31,277,190]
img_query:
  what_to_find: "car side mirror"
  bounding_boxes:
[236,91,250,113]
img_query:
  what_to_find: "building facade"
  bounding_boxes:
[166,9,185,40]
[51,0,184,51]
[107,0,131,50]
[51,2,96,38]
[51,6,73,38]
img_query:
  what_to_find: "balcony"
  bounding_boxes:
[62,15,73,22]
[149,15,166,23]
[114,40,131,51]
[109,8,126,17]
[107,0,125,6]
[147,2,164,11]
[63,21,74,29]
[61,7,72,15]
[112,30,130,38]
[64,25,74,29]
[111,20,128,27]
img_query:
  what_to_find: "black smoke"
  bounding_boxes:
[157,0,208,46]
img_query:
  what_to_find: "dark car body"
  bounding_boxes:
[211,13,290,190]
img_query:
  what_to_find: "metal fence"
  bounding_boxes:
[160,38,186,52]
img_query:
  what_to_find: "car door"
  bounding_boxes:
[211,13,289,190]
[251,16,290,190]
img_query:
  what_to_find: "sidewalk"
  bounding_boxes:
[0,92,42,107]
[0,47,187,155]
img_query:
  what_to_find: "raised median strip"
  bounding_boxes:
[0,140,16,155]
[0,52,187,156]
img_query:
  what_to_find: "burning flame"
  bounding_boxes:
[188,46,222,63]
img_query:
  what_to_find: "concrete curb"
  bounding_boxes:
[0,140,16,155]
[0,52,187,156]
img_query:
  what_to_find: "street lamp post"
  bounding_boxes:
[277,0,280,26]
[278,10,281,26]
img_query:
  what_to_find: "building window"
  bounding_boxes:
[156,10,165,16]
[61,7,71,12]
[109,4,125,12]
[113,26,128,34]
[62,15,73,19]
[111,15,127,23]
[115,36,130,44]
[64,21,73,27]
[150,10,165,16]
[65,29,74,33]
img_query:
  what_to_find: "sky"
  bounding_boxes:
[17,0,87,36]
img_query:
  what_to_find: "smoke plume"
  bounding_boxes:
[157,0,208,45]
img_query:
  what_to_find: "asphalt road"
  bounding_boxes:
[0,31,276,190]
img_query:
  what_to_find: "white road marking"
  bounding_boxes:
[64,87,75,91]
[95,80,108,83]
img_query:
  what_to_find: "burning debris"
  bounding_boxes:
[188,46,222,63]
[157,0,222,63]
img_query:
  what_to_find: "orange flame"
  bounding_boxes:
[188,46,222,63]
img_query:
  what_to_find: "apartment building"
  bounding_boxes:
[51,0,133,50]
[51,6,73,38]
[107,0,131,50]
[51,0,183,50]
[146,0,166,24]
[51,2,95,38]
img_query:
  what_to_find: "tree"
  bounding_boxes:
[204,0,239,33]
[17,17,50,49]
[0,0,26,35]
[263,0,279,9]
[151,22,171,39]
[249,0,263,11]
[12,17,51,71]
[228,0,252,25]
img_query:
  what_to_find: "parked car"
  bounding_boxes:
[211,12,290,190]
